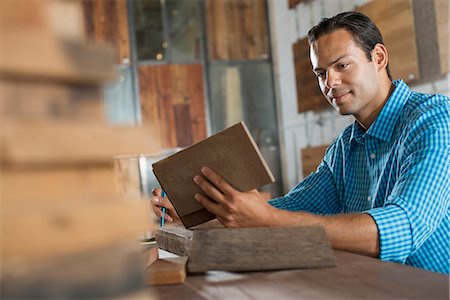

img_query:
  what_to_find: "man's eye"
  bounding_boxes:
[338,63,349,69]
[316,72,325,78]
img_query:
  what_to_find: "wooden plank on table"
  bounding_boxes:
[146,257,188,286]
[293,37,328,113]
[0,167,116,204]
[357,0,419,82]
[0,78,103,121]
[301,145,328,177]
[187,227,336,273]
[139,64,206,149]
[1,199,153,264]
[435,0,449,74]
[1,239,146,299]
[0,120,161,167]
[206,0,269,60]
[80,0,130,64]
[152,122,275,228]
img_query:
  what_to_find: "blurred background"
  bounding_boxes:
[1,0,448,298]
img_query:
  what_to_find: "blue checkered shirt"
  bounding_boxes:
[269,80,450,274]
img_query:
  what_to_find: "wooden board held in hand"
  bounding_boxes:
[187,226,336,273]
[152,122,275,228]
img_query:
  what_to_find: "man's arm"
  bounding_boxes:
[193,166,380,257]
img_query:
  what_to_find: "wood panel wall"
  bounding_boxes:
[435,0,449,74]
[138,64,207,148]
[293,37,327,113]
[80,0,130,64]
[357,0,420,82]
[206,0,269,60]
[301,144,328,177]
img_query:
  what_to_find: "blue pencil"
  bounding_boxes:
[160,190,166,227]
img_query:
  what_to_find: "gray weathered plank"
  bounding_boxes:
[187,226,336,273]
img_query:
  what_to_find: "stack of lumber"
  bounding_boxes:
[0,0,159,297]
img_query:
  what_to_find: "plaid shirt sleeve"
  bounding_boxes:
[269,144,342,215]
[367,99,450,265]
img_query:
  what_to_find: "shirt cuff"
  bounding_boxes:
[366,204,412,263]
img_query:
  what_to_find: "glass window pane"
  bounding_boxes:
[134,0,166,61]
[104,65,138,125]
[208,62,282,196]
[166,0,202,62]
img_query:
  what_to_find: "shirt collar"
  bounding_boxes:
[350,80,411,144]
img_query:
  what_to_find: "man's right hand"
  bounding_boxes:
[150,188,181,224]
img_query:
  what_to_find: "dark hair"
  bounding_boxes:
[308,11,392,81]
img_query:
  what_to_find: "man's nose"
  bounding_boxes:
[325,69,341,89]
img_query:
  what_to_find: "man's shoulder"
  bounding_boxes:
[402,91,450,126]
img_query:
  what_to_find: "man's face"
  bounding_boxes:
[310,29,381,119]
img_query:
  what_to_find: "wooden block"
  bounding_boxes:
[0,120,161,167]
[144,246,159,267]
[0,78,103,121]
[187,227,336,273]
[1,239,146,299]
[0,167,117,204]
[152,122,275,228]
[357,0,420,82]
[301,145,328,177]
[0,3,116,84]
[146,257,188,286]
[1,199,154,264]
[293,37,328,112]
[156,221,223,257]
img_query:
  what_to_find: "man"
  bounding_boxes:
[151,12,449,274]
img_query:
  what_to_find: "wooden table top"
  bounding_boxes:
[148,250,449,299]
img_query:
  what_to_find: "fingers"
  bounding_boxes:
[151,187,162,196]
[150,195,175,222]
[194,192,227,217]
[195,167,236,197]
[193,174,226,204]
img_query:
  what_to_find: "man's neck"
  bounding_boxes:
[356,79,395,130]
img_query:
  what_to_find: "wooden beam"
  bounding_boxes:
[0,120,161,167]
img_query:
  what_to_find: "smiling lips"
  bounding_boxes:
[328,88,351,105]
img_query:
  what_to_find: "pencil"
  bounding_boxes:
[160,190,166,227]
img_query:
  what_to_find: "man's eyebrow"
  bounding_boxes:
[313,55,348,72]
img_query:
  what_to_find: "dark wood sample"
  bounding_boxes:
[187,226,336,273]
[138,64,207,149]
[206,0,269,60]
[293,37,328,112]
[152,122,275,228]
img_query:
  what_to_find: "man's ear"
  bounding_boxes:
[372,43,389,73]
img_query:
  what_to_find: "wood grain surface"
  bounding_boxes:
[146,256,188,286]
[138,64,206,149]
[357,0,420,82]
[293,37,328,112]
[80,0,130,64]
[149,250,449,299]
[187,226,336,273]
[206,0,269,60]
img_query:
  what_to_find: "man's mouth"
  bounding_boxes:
[329,89,351,105]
